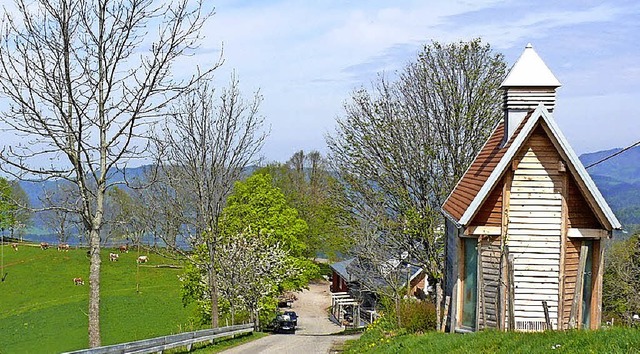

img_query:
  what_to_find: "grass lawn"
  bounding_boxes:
[345,327,640,353]
[0,243,199,353]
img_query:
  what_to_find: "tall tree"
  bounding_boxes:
[156,74,266,328]
[326,39,506,324]
[0,0,217,346]
[261,150,350,260]
[220,172,319,290]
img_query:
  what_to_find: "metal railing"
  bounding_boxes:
[63,323,254,354]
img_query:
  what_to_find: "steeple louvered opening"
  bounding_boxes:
[501,44,561,143]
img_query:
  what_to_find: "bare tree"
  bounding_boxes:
[156,73,266,328]
[0,0,218,346]
[326,39,506,325]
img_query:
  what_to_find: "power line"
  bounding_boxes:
[585,139,640,169]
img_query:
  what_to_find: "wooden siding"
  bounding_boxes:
[507,126,562,331]
[471,179,504,227]
[567,176,602,229]
[478,236,501,329]
[561,239,580,329]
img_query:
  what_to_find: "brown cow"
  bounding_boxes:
[73,277,85,285]
[10,243,18,251]
[40,242,49,250]
[136,255,148,264]
[118,245,129,253]
[57,243,70,252]
[109,253,119,262]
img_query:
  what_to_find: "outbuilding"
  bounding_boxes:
[442,44,621,332]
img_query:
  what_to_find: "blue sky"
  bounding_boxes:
[198,0,640,163]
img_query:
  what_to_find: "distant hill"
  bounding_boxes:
[580,145,640,234]
[580,146,640,184]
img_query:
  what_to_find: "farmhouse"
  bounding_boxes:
[442,44,621,332]
[329,256,427,326]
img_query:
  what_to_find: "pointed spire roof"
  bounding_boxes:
[501,43,561,87]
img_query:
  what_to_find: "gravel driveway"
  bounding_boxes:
[221,280,361,354]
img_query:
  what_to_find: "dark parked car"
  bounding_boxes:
[283,311,298,326]
[274,316,296,334]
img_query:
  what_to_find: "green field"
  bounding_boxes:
[0,243,200,354]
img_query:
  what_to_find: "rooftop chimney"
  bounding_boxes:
[501,44,561,143]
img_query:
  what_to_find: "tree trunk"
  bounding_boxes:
[436,280,442,330]
[395,296,401,327]
[88,228,101,347]
[208,264,219,328]
[254,308,260,331]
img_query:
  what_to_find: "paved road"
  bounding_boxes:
[221,281,360,354]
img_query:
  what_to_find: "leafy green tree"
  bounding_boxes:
[180,172,319,326]
[259,150,350,260]
[221,173,308,257]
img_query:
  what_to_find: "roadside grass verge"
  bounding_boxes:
[344,326,640,353]
[0,244,198,353]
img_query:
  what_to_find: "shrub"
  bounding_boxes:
[397,300,437,333]
[602,233,640,326]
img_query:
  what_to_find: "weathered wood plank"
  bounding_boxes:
[509,217,562,225]
[568,243,588,329]
[508,235,562,243]
[514,264,559,272]
[510,192,562,200]
[567,228,608,238]
[508,241,561,249]
[509,200,562,208]
[508,229,562,236]
[509,211,561,218]
[515,287,559,295]
[510,276,559,284]
[466,225,501,236]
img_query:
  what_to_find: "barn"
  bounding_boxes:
[442,44,621,332]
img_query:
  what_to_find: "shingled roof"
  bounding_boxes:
[441,104,620,230]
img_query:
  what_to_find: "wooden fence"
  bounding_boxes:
[63,323,254,354]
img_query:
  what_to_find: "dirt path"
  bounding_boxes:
[221,280,360,354]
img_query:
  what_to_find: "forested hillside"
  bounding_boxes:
[579,145,640,232]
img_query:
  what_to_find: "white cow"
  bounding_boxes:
[109,253,119,261]
[137,255,148,264]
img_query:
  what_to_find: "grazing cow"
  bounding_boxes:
[10,243,18,251]
[40,242,49,250]
[119,245,129,253]
[57,243,70,252]
[137,255,148,264]
[73,277,85,285]
[109,253,119,262]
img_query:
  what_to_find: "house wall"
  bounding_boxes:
[470,180,504,227]
[561,239,580,329]
[566,177,601,228]
[409,272,427,296]
[478,235,501,329]
[331,271,349,293]
[560,172,605,329]
[506,125,562,331]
